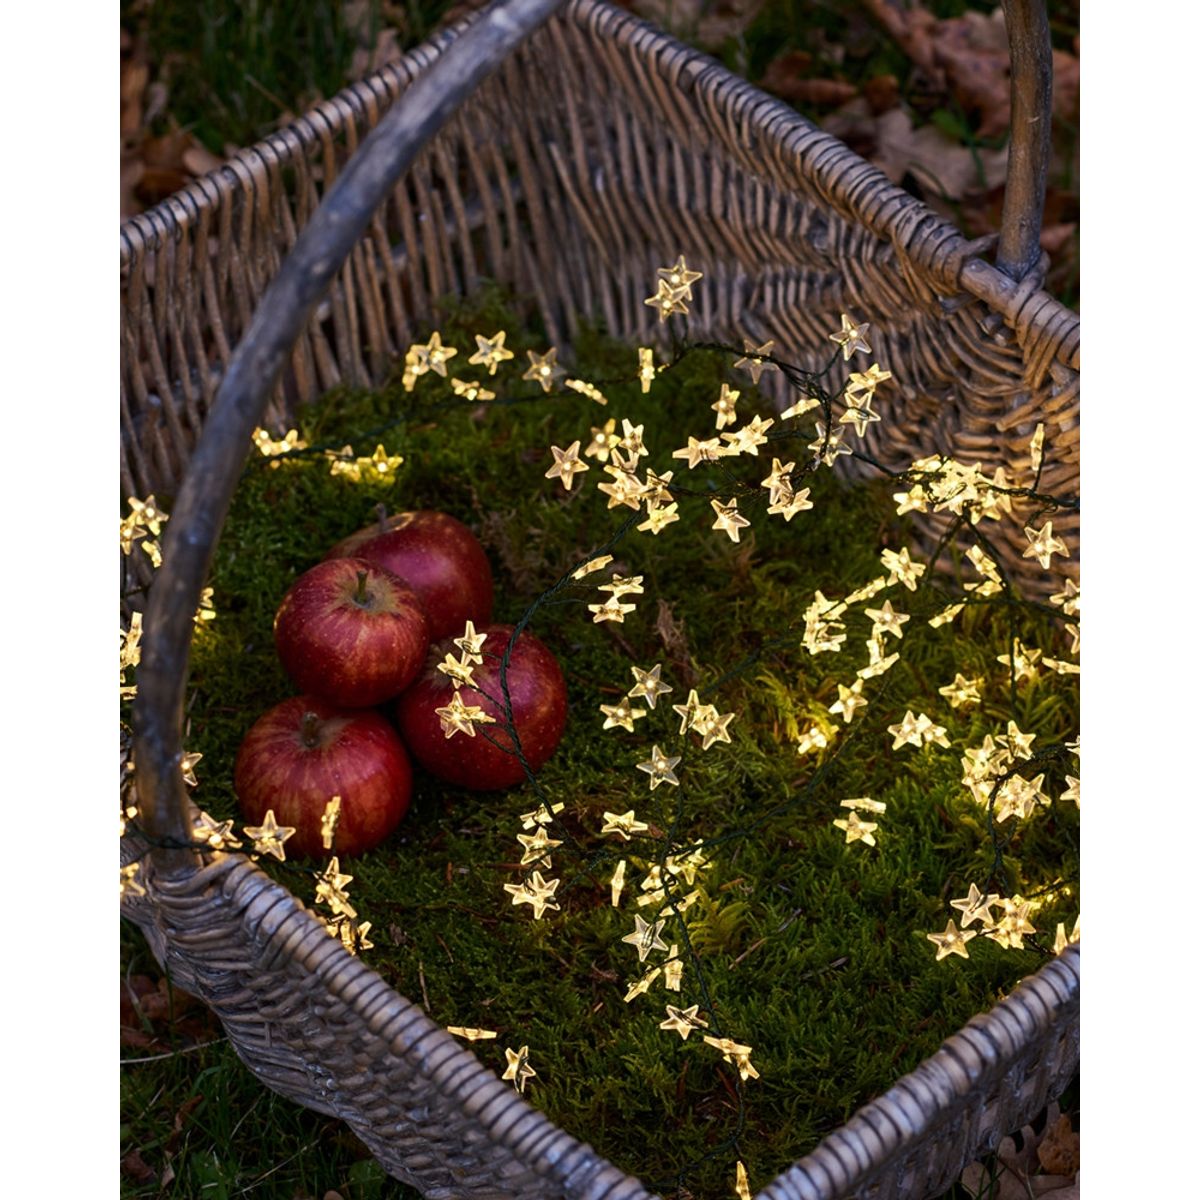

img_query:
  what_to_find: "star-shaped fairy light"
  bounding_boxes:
[864,600,909,641]
[573,553,614,580]
[712,383,740,430]
[663,946,684,991]
[761,458,795,505]
[638,501,680,534]
[829,313,872,360]
[326,445,362,481]
[831,799,881,843]
[927,919,976,961]
[192,809,241,851]
[1061,775,1080,806]
[584,419,622,462]
[857,637,900,680]
[597,453,646,511]
[1029,423,1046,476]
[120,513,146,555]
[828,679,868,725]
[993,773,1049,822]
[839,396,881,439]
[997,639,1043,685]
[315,857,356,918]
[588,595,636,624]
[780,394,821,420]
[997,719,1036,761]
[355,445,404,480]
[601,810,650,840]
[769,485,814,522]
[408,331,457,378]
[887,710,928,750]
[141,539,164,568]
[703,1036,760,1082]
[808,422,851,467]
[251,427,307,464]
[628,663,673,709]
[545,441,589,491]
[611,859,627,906]
[880,546,927,591]
[983,896,1037,949]
[734,338,778,385]
[645,278,689,322]
[672,688,703,734]
[126,495,169,536]
[893,483,929,515]
[502,1045,537,1093]
[1049,578,1080,617]
[451,377,496,403]
[617,419,649,461]
[721,414,775,457]
[523,348,566,393]
[447,1026,498,1041]
[600,573,645,599]
[694,707,736,749]
[600,697,647,732]
[243,810,296,862]
[622,914,670,962]
[1023,520,1071,569]
[950,883,1000,928]
[319,796,342,850]
[516,826,562,868]
[467,331,514,375]
[928,602,966,629]
[939,673,982,709]
[519,801,565,830]
[503,871,561,920]
[624,966,663,1003]
[637,346,658,393]
[657,254,703,299]
[846,577,888,604]
[673,436,726,469]
[711,497,751,542]
[120,863,146,898]
[435,691,497,738]
[846,363,892,399]
[452,620,488,665]
[660,1003,709,1041]
[735,1161,752,1200]
[566,378,608,405]
[636,745,682,789]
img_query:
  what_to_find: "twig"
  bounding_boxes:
[120,1038,228,1065]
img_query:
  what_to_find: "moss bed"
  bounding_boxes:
[120,285,1079,1200]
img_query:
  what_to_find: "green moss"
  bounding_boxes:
[122,286,1078,1199]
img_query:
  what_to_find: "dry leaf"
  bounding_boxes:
[1037,1113,1080,1177]
[960,1104,1078,1200]
[822,100,1007,201]
[120,1151,156,1185]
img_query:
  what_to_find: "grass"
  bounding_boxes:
[121,284,1079,1199]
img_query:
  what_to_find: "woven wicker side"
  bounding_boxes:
[121,842,657,1200]
[757,944,1079,1200]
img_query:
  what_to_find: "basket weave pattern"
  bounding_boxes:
[120,3,1080,1197]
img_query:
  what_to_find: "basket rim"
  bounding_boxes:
[118,0,1078,375]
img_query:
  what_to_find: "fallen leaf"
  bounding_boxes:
[1037,1113,1080,1176]
[120,1151,156,1185]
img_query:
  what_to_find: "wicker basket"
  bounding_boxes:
[120,1,1080,1197]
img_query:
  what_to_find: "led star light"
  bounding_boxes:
[601,810,650,840]
[712,383,741,430]
[629,663,673,709]
[243,810,296,862]
[887,710,927,750]
[545,441,590,491]
[523,348,566,392]
[927,919,976,961]
[637,346,658,393]
[447,1026,498,1041]
[673,436,725,469]
[645,278,689,321]
[636,745,682,789]
[660,1003,709,1040]
[734,338,778,385]
[950,883,1000,927]
[864,600,910,640]
[600,697,647,732]
[451,377,496,403]
[829,313,872,360]
[829,679,868,725]
[880,546,927,591]
[833,810,878,846]
[938,674,982,709]
[502,1046,537,1093]
[503,871,561,920]
[622,914,670,962]
[453,621,488,665]
[321,796,342,850]
[711,497,751,542]
[1023,520,1071,569]
[657,255,703,298]
[435,691,497,739]
[467,331,514,375]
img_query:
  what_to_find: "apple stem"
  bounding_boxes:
[375,502,388,535]
[301,711,321,749]
[354,569,370,605]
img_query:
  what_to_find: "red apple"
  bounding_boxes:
[274,557,429,708]
[234,696,412,858]
[395,623,567,790]
[326,509,493,641]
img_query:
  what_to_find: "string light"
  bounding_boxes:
[451,378,496,403]
[566,378,608,405]
[467,331,514,375]
[637,347,658,393]
[829,313,872,360]
[447,1026,498,1041]
[733,338,778,385]
[712,383,740,430]
[636,745,681,789]
[435,692,497,738]
[243,810,296,862]
[600,697,648,732]
[926,919,976,961]
[320,796,342,850]
[828,679,868,725]
[501,1046,537,1093]
[628,663,673,709]
[1023,520,1070,569]
[545,441,590,491]
[611,859,627,906]
[710,497,751,542]
[660,1004,709,1040]
[938,674,982,709]
[622,914,670,962]
[645,279,689,322]
[523,348,566,393]
[601,810,650,840]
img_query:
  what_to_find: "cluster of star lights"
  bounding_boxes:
[120,254,1078,1199]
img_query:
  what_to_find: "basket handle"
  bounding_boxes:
[131,0,568,863]
[996,0,1054,281]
